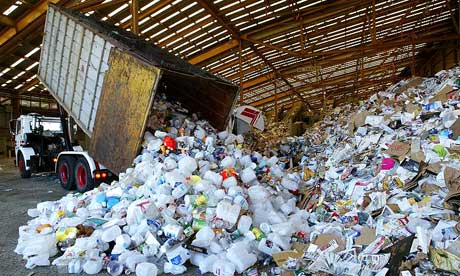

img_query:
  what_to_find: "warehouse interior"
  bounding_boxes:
[1,0,460,151]
[3,0,460,275]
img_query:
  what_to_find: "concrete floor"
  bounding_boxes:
[0,158,72,275]
[0,158,212,276]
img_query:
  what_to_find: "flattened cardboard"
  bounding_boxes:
[405,103,420,114]
[355,227,377,246]
[386,141,410,161]
[444,166,460,202]
[429,85,454,103]
[397,77,424,94]
[451,119,460,138]
[312,233,345,252]
[272,250,302,266]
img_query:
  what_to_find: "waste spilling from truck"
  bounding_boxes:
[16,67,460,276]
[16,3,460,276]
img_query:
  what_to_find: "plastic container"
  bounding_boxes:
[164,262,187,275]
[135,262,158,276]
[107,260,123,276]
[237,215,252,234]
[240,167,257,183]
[83,257,103,274]
[212,259,236,276]
[102,225,122,242]
[226,244,257,274]
[166,245,191,265]
[192,226,215,247]
[216,200,241,225]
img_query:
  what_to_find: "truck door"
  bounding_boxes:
[89,49,161,175]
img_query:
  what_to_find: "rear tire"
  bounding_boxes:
[57,156,76,190]
[75,158,94,193]
[18,153,31,178]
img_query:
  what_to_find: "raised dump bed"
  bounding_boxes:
[38,4,239,174]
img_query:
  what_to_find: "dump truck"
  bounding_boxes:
[37,4,239,192]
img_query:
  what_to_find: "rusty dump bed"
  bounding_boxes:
[39,4,239,174]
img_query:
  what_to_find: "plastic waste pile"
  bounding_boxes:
[15,68,460,276]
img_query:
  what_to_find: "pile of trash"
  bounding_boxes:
[15,68,460,276]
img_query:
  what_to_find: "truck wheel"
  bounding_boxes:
[57,156,76,190]
[18,153,31,178]
[75,158,94,193]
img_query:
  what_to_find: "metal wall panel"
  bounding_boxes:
[38,5,113,136]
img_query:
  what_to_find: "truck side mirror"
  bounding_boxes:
[8,119,16,135]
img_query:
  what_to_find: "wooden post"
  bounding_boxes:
[131,0,139,35]
[239,39,243,105]
[274,81,278,121]
[371,0,376,43]
[411,41,416,76]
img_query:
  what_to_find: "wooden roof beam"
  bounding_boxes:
[196,0,239,38]
[248,58,413,107]
[120,0,174,29]
[0,0,59,47]
[205,0,438,74]
[241,31,457,90]
[189,0,368,65]
[0,15,15,27]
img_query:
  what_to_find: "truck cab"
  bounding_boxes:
[9,114,65,178]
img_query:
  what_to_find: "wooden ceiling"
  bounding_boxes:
[0,0,459,112]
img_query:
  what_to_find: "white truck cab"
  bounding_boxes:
[9,113,113,192]
[10,114,64,178]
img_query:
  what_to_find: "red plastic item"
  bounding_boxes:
[220,168,237,180]
[163,136,177,150]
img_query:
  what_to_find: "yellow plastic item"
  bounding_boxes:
[190,175,202,183]
[194,195,207,206]
[252,227,265,240]
[56,227,78,241]
[57,210,65,218]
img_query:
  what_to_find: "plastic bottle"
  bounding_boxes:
[240,167,257,183]
[171,183,189,199]
[260,222,271,234]
[83,257,103,274]
[126,254,147,272]
[116,234,132,249]
[257,238,281,256]
[212,258,236,276]
[164,262,187,274]
[135,262,158,276]
[102,225,122,242]
[216,200,241,225]
[178,156,197,175]
[192,226,215,247]
[237,215,252,234]
[281,177,298,190]
[203,170,223,186]
[233,195,249,210]
[25,254,50,269]
[163,224,184,240]
[68,258,83,273]
[107,260,123,276]
[221,156,236,168]
[198,254,218,273]
[166,245,191,265]
[226,245,257,273]
[222,176,237,189]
